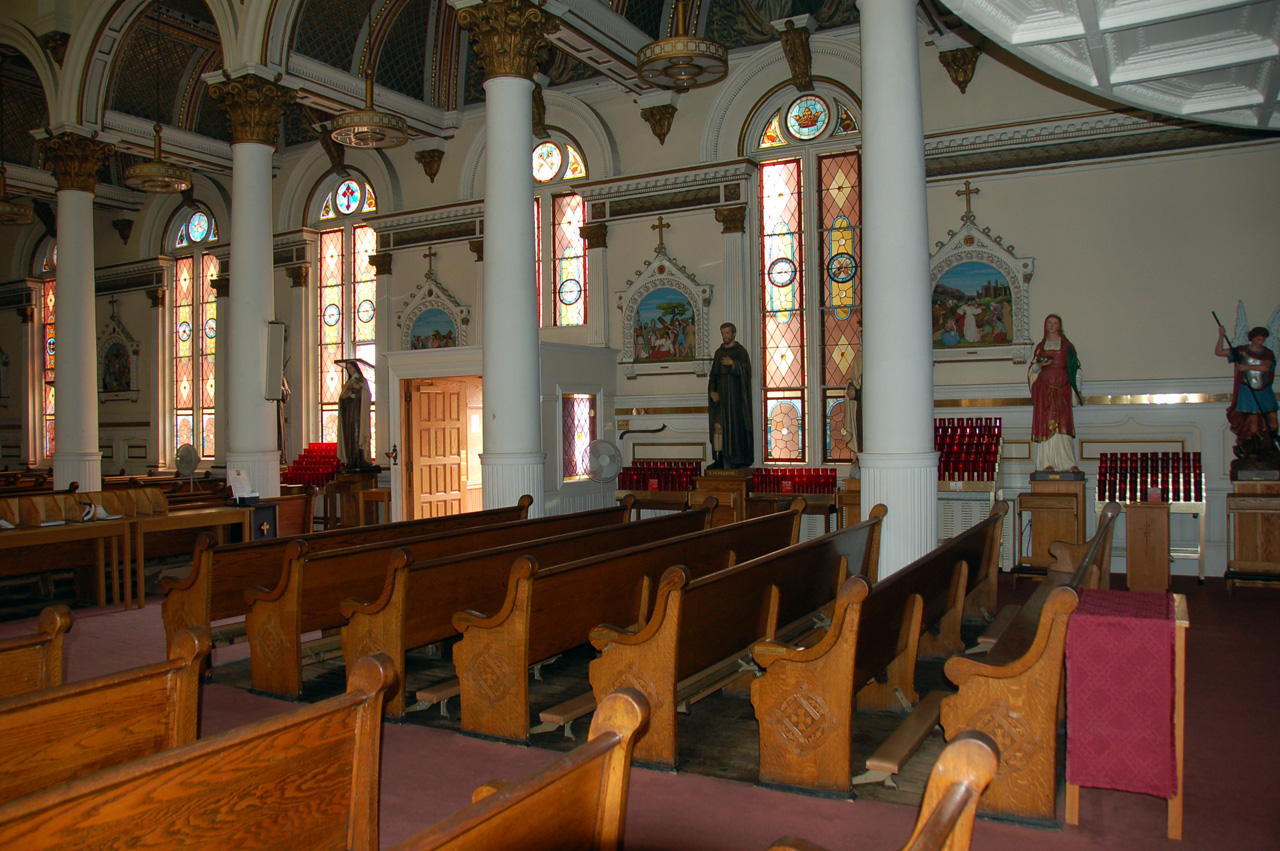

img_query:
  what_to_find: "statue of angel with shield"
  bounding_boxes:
[1214,301,1280,463]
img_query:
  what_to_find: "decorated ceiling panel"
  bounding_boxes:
[0,56,45,168]
[293,0,375,72]
[707,0,859,49]
[376,0,429,101]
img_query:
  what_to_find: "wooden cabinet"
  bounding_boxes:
[1225,481,1280,590]
[1016,478,1086,574]
[1125,501,1171,592]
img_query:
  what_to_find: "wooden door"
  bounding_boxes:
[409,379,466,518]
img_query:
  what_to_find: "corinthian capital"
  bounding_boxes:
[40,133,115,193]
[456,0,560,82]
[208,75,298,147]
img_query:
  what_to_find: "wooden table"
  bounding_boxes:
[1126,501,1171,592]
[0,519,132,608]
[132,506,252,609]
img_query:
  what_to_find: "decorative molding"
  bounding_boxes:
[468,239,484,262]
[396,268,471,350]
[284,265,308,288]
[777,18,815,92]
[207,75,298,147]
[369,253,394,276]
[39,133,114,193]
[94,257,170,296]
[146,287,165,308]
[938,46,981,95]
[714,204,747,234]
[640,104,677,145]
[15,304,35,323]
[110,218,134,245]
[457,0,561,82]
[579,222,608,250]
[576,160,755,212]
[97,299,141,403]
[210,278,230,298]
[414,149,444,183]
[38,31,69,66]
[616,242,714,380]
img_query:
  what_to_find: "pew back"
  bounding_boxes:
[0,606,71,699]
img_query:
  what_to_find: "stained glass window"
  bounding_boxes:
[41,270,55,459]
[533,141,562,182]
[787,95,828,141]
[534,198,543,326]
[335,179,362,215]
[565,145,587,179]
[760,159,805,463]
[833,101,859,136]
[760,112,786,148]
[175,224,189,248]
[319,193,336,220]
[362,184,377,213]
[188,211,209,242]
[553,194,585,327]
[171,210,219,458]
[319,229,345,443]
[819,153,861,462]
[562,394,596,480]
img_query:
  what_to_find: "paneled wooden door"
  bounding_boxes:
[404,377,482,519]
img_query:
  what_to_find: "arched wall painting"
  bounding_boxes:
[102,341,132,392]
[932,261,1013,349]
[409,308,457,349]
[633,287,696,362]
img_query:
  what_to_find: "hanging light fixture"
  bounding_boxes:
[636,0,728,91]
[330,0,407,149]
[0,55,35,226]
[123,5,192,193]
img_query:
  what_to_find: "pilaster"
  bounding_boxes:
[370,252,394,467]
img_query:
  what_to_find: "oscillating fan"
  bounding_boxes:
[586,439,624,484]
[175,443,199,492]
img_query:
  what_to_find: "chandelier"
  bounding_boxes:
[123,8,192,193]
[635,0,728,91]
[330,0,406,149]
[0,54,34,226]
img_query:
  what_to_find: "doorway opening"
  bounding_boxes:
[403,376,483,518]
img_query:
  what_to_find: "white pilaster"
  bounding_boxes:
[212,283,229,470]
[52,188,101,491]
[586,243,609,348]
[152,258,174,472]
[480,75,544,515]
[225,140,280,498]
[859,0,937,573]
[373,256,393,468]
[20,280,42,468]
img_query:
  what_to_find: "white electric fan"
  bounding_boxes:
[175,443,199,492]
[586,439,624,485]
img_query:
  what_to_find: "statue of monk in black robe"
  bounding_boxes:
[707,323,754,469]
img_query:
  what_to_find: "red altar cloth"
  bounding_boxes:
[1065,589,1177,798]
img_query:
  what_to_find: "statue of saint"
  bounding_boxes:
[707,323,754,469]
[336,359,372,469]
[1215,323,1279,462]
[1028,314,1082,472]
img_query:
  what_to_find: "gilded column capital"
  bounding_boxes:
[714,204,747,235]
[579,222,608,250]
[208,75,297,147]
[457,0,560,82]
[284,265,309,288]
[369,253,394,275]
[146,287,166,308]
[39,133,114,193]
[639,104,677,146]
[468,239,484,262]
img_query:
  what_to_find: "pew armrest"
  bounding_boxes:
[588,624,634,650]
[340,597,372,618]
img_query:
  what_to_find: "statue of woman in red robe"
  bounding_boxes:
[1028,314,1082,471]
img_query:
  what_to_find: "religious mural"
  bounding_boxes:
[408,308,458,349]
[102,341,132,393]
[633,287,696,362]
[932,261,1014,348]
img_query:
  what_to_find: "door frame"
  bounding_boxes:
[384,346,485,522]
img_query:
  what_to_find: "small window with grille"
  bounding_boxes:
[562,393,597,481]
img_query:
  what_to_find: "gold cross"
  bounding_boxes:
[259,521,270,536]
[423,246,437,272]
[651,216,671,243]
[956,180,980,214]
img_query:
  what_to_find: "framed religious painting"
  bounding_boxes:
[616,243,714,378]
[396,261,471,350]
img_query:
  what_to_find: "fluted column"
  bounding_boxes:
[209,75,296,499]
[858,0,937,575]
[455,0,559,516]
[369,252,393,469]
[41,132,114,491]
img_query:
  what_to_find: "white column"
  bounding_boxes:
[225,139,280,498]
[52,187,101,491]
[858,0,937,575]
[479,75,545,515]
[371,253,393,472]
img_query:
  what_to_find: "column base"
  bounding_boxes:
[54,451,102,493]
[858,450,940,578]
[224,450,282,499]
[480,452,546,517]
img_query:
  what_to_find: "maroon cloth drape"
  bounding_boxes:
[1066,589,1177,798]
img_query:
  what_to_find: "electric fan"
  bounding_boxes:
[175,443,199,492]
[586,439,624,484]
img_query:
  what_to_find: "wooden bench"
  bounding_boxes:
[0,606,72,699]
[0,627,209,805]
[938,502,1121,821]
[341,502,717,718]
[0,652,393,851]
[386,689,647,851]
[160,494,537,654]
[765,730,1000,851]
[454,505,808,742]
[245,499,639,699]
[590,507,887,769]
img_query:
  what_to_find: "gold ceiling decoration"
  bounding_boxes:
[636,0,728,92]
[123,11,191,193]
[331,0,407,149]
[0,56,34,225]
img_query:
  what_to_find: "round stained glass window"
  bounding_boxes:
[204,318,216,338]
[188,212,209,242]
[335,179,362,215]
[532,142,562,183]
[786,95,828,140]
[46,337,55,357]
[177,321,192,342]
[356,299,375,323]
[323,303,341,326]
[557,279,582,305]
[768,257,797,287]
[827,252,856,283]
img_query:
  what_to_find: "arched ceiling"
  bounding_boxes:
[0,50,45,168]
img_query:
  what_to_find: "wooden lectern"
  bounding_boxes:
[691,469,752,526]
[1126,501,1172,592]
[1015,475,1086,575]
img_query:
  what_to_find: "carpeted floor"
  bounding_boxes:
[2,574,1278,849]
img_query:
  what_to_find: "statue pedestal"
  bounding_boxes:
[327,468,381,528]
[1015,475,1087,577]
[693,468,752,526]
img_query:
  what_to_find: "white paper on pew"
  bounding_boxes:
[0,518,13,529]
[39,519,66,526]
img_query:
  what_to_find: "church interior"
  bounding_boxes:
[0,0,1278,848]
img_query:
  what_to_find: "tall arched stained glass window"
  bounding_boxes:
[34,238,56,460]
[531,136,588,328]
[169,207,219,458]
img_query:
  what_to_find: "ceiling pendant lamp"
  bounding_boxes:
[123,7,192,193]
[636,0,728,92]
[330,0,406,149]
[0,55,34,226]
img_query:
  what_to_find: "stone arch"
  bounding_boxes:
[0,19,62,121]
[279,142,400,230]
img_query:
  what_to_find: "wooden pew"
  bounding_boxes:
[0,627,209,805]
[454,506,808,742]
[0,606,72,699]
[246,499,641,699]
[750,504,1002,794]
[938,502,1121,822]
[590,507,887,769]
[386,689,647,851]
[765,731,1000,851]
[0,653,393,851]
[342,503,716,717]
[160,494,538,652]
